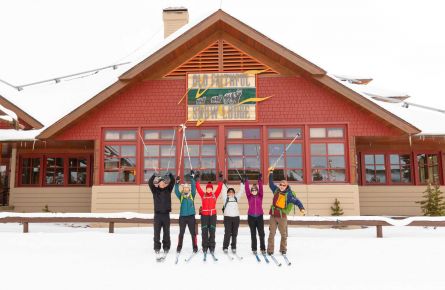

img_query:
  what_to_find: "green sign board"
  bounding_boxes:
[187,73,257,121]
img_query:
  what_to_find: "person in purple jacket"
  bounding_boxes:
[244,173,265,255]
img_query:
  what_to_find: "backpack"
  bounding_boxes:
[283,191,297,215]
[222,196,238,213]
[272,190,297,215]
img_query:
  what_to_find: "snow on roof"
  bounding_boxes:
[330,75,445,135]
[1,7,443,141]
[0,128,43,141]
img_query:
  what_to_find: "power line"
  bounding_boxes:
[0,62,130,91]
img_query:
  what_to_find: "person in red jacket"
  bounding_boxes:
[195,171,223,254]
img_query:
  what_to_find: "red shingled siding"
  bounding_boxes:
[256,76,401,136]
[56,76,401,140]
[56,79,187,140]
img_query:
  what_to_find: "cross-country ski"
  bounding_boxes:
[253,251,261,262]
[269,254,282,267]
[282,254,292,266]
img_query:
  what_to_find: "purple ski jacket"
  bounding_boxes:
[245,177,264,216]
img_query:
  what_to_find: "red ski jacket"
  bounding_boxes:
[196,181,223,216]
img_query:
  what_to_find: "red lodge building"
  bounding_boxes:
[1,8,444,216]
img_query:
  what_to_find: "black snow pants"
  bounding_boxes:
[223,216,240,250]
[248,215,266,252]
[154,213,170,251]
[201,214,217,253]
[177,215,198,252]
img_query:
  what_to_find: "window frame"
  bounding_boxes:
[102,128,138,185]
[362,152,387,185]
[18,155,43,187]
[180,127,218,182]
[142,128,178,184]
[267,126,305,183]
[308,125,348,184]
[414,151,442,185]
[226,127,262,183]
[17,154,91,187]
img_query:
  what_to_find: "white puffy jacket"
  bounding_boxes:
[221,183,244,217]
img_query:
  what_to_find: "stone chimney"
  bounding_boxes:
[163,7,189,38]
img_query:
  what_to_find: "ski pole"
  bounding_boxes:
[138,130,158,172]
[166,128,176,173]
[270,132,301,170]
[225,147,243,180]
[182,124,193,171]
[177,125,185,176]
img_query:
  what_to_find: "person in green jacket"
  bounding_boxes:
[174,171,198,253]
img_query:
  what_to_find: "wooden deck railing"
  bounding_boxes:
[1,215,436,238]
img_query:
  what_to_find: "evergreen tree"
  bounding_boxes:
[331,198,344,216]
[42,204,50,213]
[416,183,445,216]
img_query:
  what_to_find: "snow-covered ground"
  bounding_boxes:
[0,223,444,290]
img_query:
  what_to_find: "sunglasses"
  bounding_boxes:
[251,189,258,192]
[279,183,287,187]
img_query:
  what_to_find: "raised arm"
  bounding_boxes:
[269,171,277,192]
[221,182,228,201]
[214,181,223,199]
[191,177,197,199]
[148,173,156,194]
[174,183,181,199]
[166,173,175,193]
[258,174,264,198]
[235,182,244,200]
[195,181,205,198]
[244,178,252,198]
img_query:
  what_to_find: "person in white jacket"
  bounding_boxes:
[221,179,245,253]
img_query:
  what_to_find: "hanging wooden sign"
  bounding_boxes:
[187,73,257,121]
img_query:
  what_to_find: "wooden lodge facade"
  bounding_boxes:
[1,9,444,216]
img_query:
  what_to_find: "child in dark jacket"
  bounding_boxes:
[245,173,265,254]
[195,171,223,254]
[174,171,198,253]
[148,172,174,254]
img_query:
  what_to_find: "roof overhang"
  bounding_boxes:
[37,9,420,139]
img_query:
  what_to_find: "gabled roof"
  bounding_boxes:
[37,9,420,139]
[0,94,43,130]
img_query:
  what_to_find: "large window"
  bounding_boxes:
[19,155,90,187]
[68,158,88,185]
[45,157,65,185]
[360,152,421,185]
[20,157,41,186]
[364,154,386,184]
[417,153,440,184]
[310,127,346,182]
[227,128,261,181]
[103,129,137,184]
[268,127,303,182]
[143,129,176,183]
[390,154,411,184]
[183,128,217,182]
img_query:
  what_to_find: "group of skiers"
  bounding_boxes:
[148,167,306,262]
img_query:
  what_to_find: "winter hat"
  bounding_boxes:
[153,175,162,185]
[227,187,235,194]
[181,184,190,191]
[206,182,213,190]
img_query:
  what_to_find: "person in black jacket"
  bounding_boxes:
[148,172,174,253]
